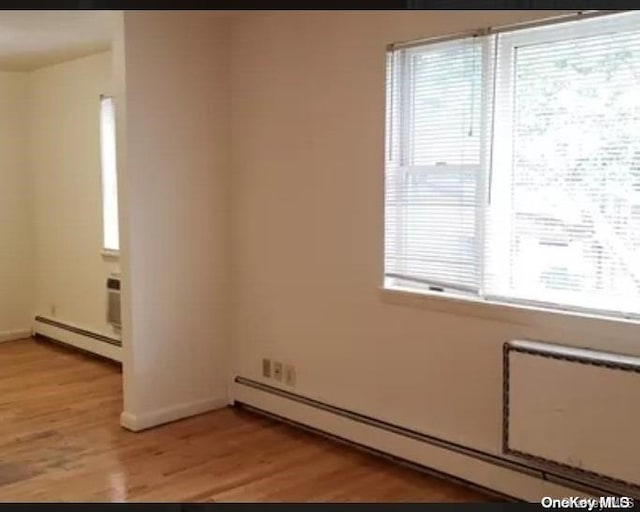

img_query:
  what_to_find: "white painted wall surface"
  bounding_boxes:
[0,71,32,340]
[29,51,120,340]
[229,9,640,481]
[117,11,231,428]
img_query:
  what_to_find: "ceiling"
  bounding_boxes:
[0,11,116,72]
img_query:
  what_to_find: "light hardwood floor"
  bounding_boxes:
[0,338,495,502]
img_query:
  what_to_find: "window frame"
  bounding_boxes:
[383,10,640,323]
[99,94,120,256]
[386,37,493,295]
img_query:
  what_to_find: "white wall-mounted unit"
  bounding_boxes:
[106,274,121,328]
[504,340,640,496]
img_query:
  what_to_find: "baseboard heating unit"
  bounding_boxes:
[504,339,640,498]
[233,372,638,501]
[34,315,122,362]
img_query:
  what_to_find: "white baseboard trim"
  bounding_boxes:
[232,378,592,502]
[120,396,228,432]
[34,317,122,362]
[0,329,32,343]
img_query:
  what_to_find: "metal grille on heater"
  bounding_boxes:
[106,274,121,328]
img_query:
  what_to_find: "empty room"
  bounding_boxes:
[0,8,638,505]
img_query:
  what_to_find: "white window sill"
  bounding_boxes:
[101,249,120,260]
[379,285,640,339]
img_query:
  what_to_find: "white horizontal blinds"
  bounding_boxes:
[486,13,640,315]
[386,11,640,318]
[385,36,488,292]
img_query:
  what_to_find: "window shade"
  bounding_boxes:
[385,37,490,293]
[385,11,640,319]
[100,96,119,252]
[485,18,640,315]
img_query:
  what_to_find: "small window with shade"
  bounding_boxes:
[99,95,119,255]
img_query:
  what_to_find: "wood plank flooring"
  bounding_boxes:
[0,338,494,502]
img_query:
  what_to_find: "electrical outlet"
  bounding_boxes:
[262,358,271,378]
[273,361,283,381]
[284,364,296,386]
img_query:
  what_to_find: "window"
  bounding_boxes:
[100,95,119,253]
[385,11,640,319]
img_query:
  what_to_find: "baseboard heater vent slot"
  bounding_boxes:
[35,316,121,347]
[234,376,634,499]
[504,340,640,496]
[34,316,122,363]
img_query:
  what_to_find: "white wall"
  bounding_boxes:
[0,71,32,341]
[230,8,640,487]
[29,51,120,339]
[116,11,231,429]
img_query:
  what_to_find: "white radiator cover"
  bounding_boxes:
[504,340,640,492]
